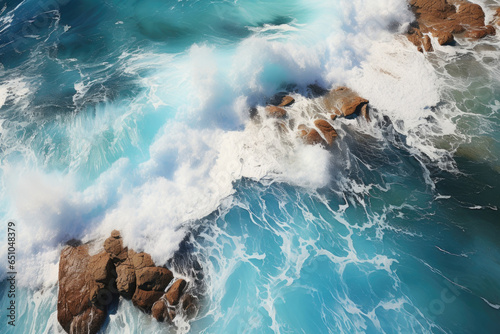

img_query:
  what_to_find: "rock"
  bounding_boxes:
[249,107,259,120]
[465,26,496,39]
[57,245,109,334]
[131,260,173,313]
[166,279,187,306]
[341,96,369,117]
[314,120,337,146]
[70,307,107,334]
[104,232,126,263]
[360,104,371,122]
[304,129,325,146]
[58,231,199,332]
[88,251,114,284]
[298,129,308,137]
[324,87,369,118]
[433,31,454,45]
[279,96,295,107]
[265,106,287,118]
[276,120,289,134]
[132,252,155,271]
[422,35,433,52]
[151,299,169,322]
[407,0,494,51]
[132,289,165,313]
[136,267,173,291]
[116,259,136,299]
[181,294,198,320]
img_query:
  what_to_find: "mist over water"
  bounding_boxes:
[0,0,499,333]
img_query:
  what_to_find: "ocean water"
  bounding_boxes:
[0,0,499,333]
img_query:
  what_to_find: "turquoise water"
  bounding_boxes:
[1,0,500,333]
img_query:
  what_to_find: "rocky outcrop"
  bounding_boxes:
[265,105,287,118]
[57,244,113,334]
[151,278,188,323]
[57,231,198,333]
[324,87,369,118]
[256,86,370,148]
[279,95,295,107]
[314,120,338,146]
[407,0,496,52]
[133,264,173,312]
[166,279,187,305]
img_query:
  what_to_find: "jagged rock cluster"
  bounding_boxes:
[407,0,498,52]
[57,231,197,334]
[260,86,370,147]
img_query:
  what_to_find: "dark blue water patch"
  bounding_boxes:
[184,131,500,333]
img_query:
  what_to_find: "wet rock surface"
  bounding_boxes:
[257,86,370,148]
[407,0,496,52]
[57,231,199,333]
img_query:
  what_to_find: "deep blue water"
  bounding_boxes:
[0,0,499,333]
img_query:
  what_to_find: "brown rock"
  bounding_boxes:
[314,120,337,146]
[57,245,109,334]
[465,26,496,39]
[58,231,191,331]
[279,96,295,107]
[132,289,164,313]
[304,129,325,146]
[408,0,494,51]
[452,2,485,27]
[132,252,155,271]
[136,267,173,291]
[360,104,371,122]
[70,307,107,334]
[324,87,368,118]
[57,245,91,333]
[298,129,308,137]
[465,29,488,39]
[116,260,136,299]
[422,35,433,52]
[104,232,125,262]
[265,106,287,118]
[341,96,369,117]
[433,30,454,45]
[166,279,187,306]
[87,251,114,284]
[151,299,169,322]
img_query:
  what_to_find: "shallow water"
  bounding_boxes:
[0,0,499,333]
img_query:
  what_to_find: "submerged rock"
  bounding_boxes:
[314,120,338,146]
[265,105,287,118]
[151,298,171,322]
[181,294,198,319]
[303,128,326,146]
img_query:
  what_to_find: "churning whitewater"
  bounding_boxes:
[0,0,499,333]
